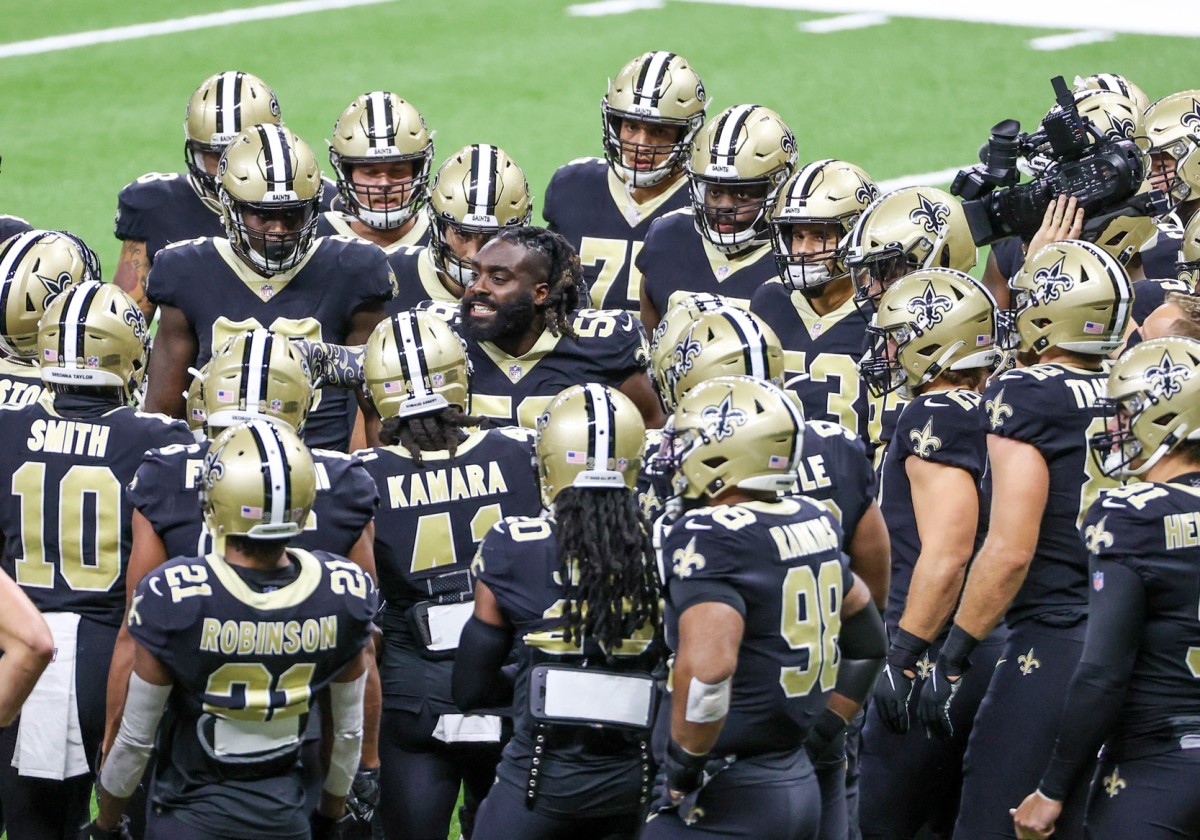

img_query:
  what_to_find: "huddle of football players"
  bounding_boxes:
[0,53,1199,840]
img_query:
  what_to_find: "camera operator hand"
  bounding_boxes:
[1025,195,1084,259]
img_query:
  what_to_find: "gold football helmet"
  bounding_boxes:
[656,308,785,410]
[185,71,282,209]
[688,105,797,254]
[1011,239,1133,355]
[601,51,707,188]
[0,229,98,358]
[363,310,469,419]
[649,292,734,404]
[1144,91,1200,209]
[1092,335,1200,477]
[1074,73,1150,115]
[1071,89,1144,143]
[770,159,878,291]
[185,361,210,432]
[845,186,977,306]
[38,281,148,399]
[667,375,803,500]
[218,124,322,274]
[202,329,313,434]
[535,383,645,507]
[861,268,997,396]
[428,144,532,286]
[200,420,316,541]
[1178,210,1200,288]
[329,92,434,231]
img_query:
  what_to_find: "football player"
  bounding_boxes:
[855,269,1006,839]
[353,311,542,840]
[543,51,706,313]
[1012,336,1200,840]
[460,225,663,428]
[637,104,797,331]
[453,384,661,839]
[112,71,335,320]
[919,240,1132,840]
[84,421,376,840]
[0,229,99,408]
[751,159,879,445]
[641,376,885,839]
[143,123,394,452]
[320,92,434,253]
[1141,291,1200,342]
[389,144,533,314]
[0,282,193,839]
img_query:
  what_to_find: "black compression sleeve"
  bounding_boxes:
[834,602,888,704]
[1038,558,1144,800]
[451,616,514,711]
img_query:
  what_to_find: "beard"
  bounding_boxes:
[461,290,538,343]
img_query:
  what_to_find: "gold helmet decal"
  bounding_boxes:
[1093,336,1200,477]
[202,329,313,434]
[37,281,148,400]
[200,420,316,541]
[363,310,469,420]
[0,230,97,358]
[185,71,281,208]
[329,91,435,230]
[602,51,707,188]
[1011,239,1133,355]
[535,383,645,507]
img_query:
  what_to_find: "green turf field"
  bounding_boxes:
[1,3,1197,838]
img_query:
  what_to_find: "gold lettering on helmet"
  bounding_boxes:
[202,616,341,655]
[25,419,110,457]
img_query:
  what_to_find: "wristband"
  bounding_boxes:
[887,627,930,672]
[939,624,980,675]
[664,739,708,795]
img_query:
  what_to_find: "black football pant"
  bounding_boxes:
[859,634,1005,839]
[471,778,642,840]
[1083,750,1200,839]
[377,707,501,840]
[952,620,1091,840]
[815,710,865,840]
[0,617,115,840]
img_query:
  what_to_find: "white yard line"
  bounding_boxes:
[1028,30,1115,51]
[567,0,665,15]
[0,0,395,59]
[799,12,888,32]
[877,166,967,191]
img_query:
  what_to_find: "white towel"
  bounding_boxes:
[431,713,502,744]
[11,612,89,780]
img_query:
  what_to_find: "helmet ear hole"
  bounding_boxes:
[702,456,727,469]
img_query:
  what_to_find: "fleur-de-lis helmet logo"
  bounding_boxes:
[1180,99,1200,132]
[701,392,748,442]
[909,194,950,235]
[1032,255,1075,304]
[906,280,954,329]
[855,177,879,206]
[1109,114,1135,139]
[1144,349,1192,399]
[673,324,703,378]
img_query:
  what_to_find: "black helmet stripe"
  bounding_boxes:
[634,51,676,109]
[61,281,101,366]
[0,231,49,334]
[239,330,274,409]
[711,104,757,167]
[249,421,292,527]
[366,91,395,149]
[393,312,431,398]
[720,309,769,380]
[215,71,245,138]
[583,383,617,467]
[257,125,294,192]
[468,144,498,217]
[789,159,835,205]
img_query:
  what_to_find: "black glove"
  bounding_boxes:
[78,817,132,840]
[310,810,346,840]
[873,628,929,735]
[651,741,732,827]
[916,624,978,739]
[803,707,848,768]
[346,766,381,823]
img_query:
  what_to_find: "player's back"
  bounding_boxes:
[0,357,46,408]
[0,395,193,623]
[115,173,223,262]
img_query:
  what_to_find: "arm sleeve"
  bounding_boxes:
[1038,557,1143,800]
[451,616,514,711]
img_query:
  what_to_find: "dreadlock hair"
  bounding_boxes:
[553,485,660,660]
[492,226,587,340]
[379,405,487,466]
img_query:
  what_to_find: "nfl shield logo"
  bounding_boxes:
[1092,571,1104,591]
[260,284,274,300]
[716,265,730,280]
[85,355,99,368]
[507,364,523,383]
[270,399,283,412]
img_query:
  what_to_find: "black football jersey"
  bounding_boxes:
[637,209,777,318]
[476,515,662,816]
[879,390,989,630]
[0,214,34,243]
[543,158,690,313]
[129,549,375,837]
[1081,477,1200,751]
[991,236,1024,282]
[984,363,1118,625]
[796,418,878,544]
[751,280,872,442]
[116,172,337,263]
[1139,221,1183,280]
[1133,276,1194,326]
[0,358,46,408]
[462,308,649,428]
[660,498,852,757]
[0,396,193,624]
[384,245,460,315]
[316,209,433,316]
[145,235,396,451]
[127,441,377,561]
[359,428,542,714]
